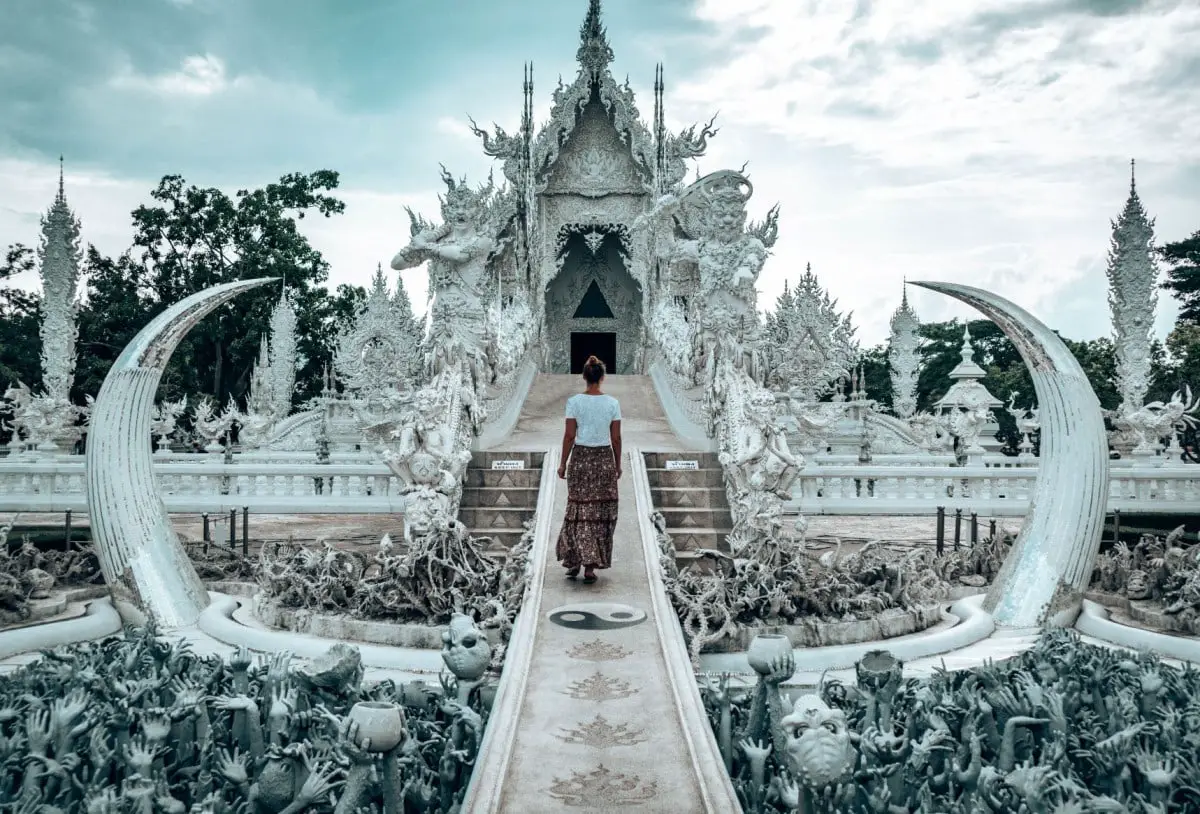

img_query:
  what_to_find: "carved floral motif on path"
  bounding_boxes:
[562,671,639,701]
[545,765,659,807]
[557,714,648,748]
[567,638,631,662]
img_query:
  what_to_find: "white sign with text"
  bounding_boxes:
[665,459,700,471]
[491,460,526,470]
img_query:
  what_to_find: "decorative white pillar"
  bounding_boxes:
[887,283,920,419]
[1108,159,1158,417]
[266,288,298,420]
[35,159,83,452]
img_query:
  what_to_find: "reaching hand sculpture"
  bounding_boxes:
[704,631,1200,813]
[256,521,534,665]
[0,625,491,813]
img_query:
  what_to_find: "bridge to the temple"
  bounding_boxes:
[463,374,739,812]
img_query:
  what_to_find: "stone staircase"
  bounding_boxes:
[459,451,545,550]
[643,451,733,563]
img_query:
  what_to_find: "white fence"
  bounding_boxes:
[3,458,1199,517]
[791,464,1200,516]
[0,460,406,514]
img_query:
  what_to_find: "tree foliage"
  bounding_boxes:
[0,245,42,435]
[1160,229,1200,322]
[76,171,365,409]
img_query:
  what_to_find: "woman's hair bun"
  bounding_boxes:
[582,355,606,384]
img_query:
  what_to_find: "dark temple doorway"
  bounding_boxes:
[570,332,617,375]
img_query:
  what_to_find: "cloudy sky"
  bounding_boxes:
[2,0,1198,346]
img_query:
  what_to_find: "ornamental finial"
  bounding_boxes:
[576,0,613,77]
[1130,157,1136,193]
[57,155,65,203]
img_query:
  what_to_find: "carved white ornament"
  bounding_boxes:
[888,287,921,419]
[935,326,1003,455]
[1107,162,1158,416]
[764,265,858,403]
[86,278,276,627]
[335,265,424,400]
[913,281,1110,628]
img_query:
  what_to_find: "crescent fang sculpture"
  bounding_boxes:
[85,278,278,628]
[910,281,1109,628]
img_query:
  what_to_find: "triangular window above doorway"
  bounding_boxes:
[573,280,615,318]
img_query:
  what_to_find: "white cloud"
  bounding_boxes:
[0,157,439,317]
[648,0,1197,345]
[110,54,231,97]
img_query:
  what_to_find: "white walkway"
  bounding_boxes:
[466,375,733,812]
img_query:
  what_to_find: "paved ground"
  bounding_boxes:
[489,374,714,811]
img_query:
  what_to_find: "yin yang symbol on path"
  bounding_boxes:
[548,602,647,630]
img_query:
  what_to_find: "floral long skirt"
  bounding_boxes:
[556,445,619,570]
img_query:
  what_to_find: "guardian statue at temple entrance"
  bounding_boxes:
[663,170,771,389]
[391,167,513,392]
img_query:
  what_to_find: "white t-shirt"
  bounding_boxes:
[566,393,621,447]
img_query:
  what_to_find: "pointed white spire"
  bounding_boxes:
[888,281,920,419]
[37,157,83,404]
[1107,157,1157,415]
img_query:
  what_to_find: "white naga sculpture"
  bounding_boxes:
[655,169,803,552]
[191,396,234,452]
[912,281,1110,628]
[380,168,516,540]
[887,285,921,420]
[665,170,771,391]
[1005,392,1040,459]
[1118,387,1200,456]
[379,383,473,541]
[86,278,276,627]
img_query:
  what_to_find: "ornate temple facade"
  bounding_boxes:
[405,0,734,376]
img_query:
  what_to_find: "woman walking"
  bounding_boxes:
[557,355,622,584]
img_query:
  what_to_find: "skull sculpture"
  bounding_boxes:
[441,613,491,683]
[781,694,857,790]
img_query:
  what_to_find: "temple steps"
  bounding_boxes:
[459,451,545,550]
[643,452,734,566]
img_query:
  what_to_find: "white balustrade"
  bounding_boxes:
[3,456,1199,517]
[790,463,1200,517]
[0,459,407,514]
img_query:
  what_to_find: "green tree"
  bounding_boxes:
[0,244,42,443]
[74,247,155,402]
[102,170,347,407]
[1160,229,1200,321]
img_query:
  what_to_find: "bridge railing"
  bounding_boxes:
[4,458,1199,516]
[789,463,1200,516]
[0,460,405,514]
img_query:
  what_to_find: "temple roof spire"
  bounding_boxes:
[576,0,613,78]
